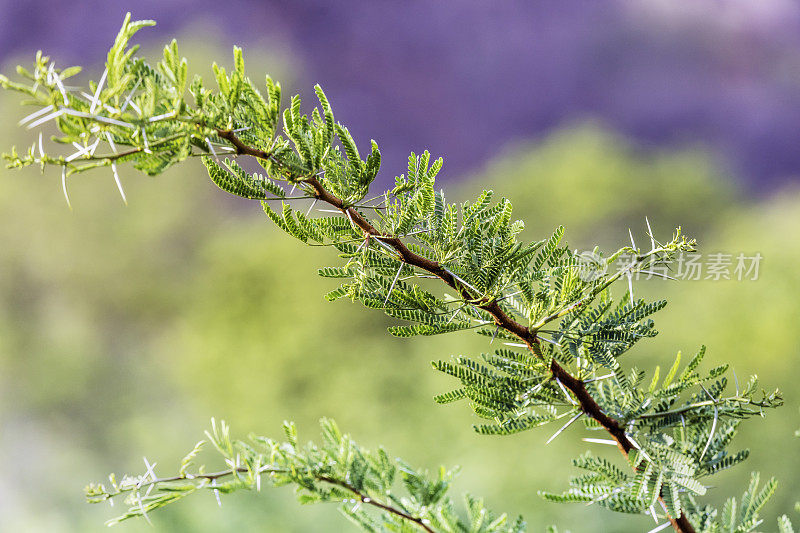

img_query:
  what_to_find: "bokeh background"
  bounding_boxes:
[1,1,799,531]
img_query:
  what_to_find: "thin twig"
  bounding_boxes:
[102,465,434,533]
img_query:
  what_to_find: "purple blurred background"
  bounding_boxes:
[3,0,800,191]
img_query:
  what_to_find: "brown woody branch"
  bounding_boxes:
[316,475,435,533]
[216,128,696,533]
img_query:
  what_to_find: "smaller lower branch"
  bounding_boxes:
[101,465,435,533]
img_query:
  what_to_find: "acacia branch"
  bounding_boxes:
[216,128,696,533]
[100,466,435,533]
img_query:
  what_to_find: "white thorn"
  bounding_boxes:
[141,128,151,154]
[646,522,672,533]
[546,412,582,444]
[112,163,127,205]
[628,228,637,251]
[62,109,134,129]
[220,159,237,176]
[212,480,222,507]
[26,109,65,129]
[699,386,719,461]
[50,63,69,105]
[582,438,617,445]
[555,377,577,405]
[627,272,634,306]
[205,137,218,160]
[441,267,482,296]
[66,141,93,162]
[625,434,652,463]
[136,491,152,524]
[89,67,108,114]
[645,216,656,251]
[305,198,317,217]
[19,105,54,126]
[37,132,44,158]
[538,335,561,347]
[383,263,404,307]
[61,166,72,210]
[149,110,177,122]
[141,457,157,497]
[120,79,141,113]
[87,137,101,157]
[445,306,462,325]
[376,238,403,259]
[105,132,118,153]
[583,373,614,383]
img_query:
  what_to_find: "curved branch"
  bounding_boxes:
[215,128,696,533]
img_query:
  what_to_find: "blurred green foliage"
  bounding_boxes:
[1,55,798,531]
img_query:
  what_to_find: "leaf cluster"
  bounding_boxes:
[85,419,525,533]
[2,14,791,533]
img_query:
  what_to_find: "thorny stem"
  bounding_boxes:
[101,467,435,533]
[216,128,697,533]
